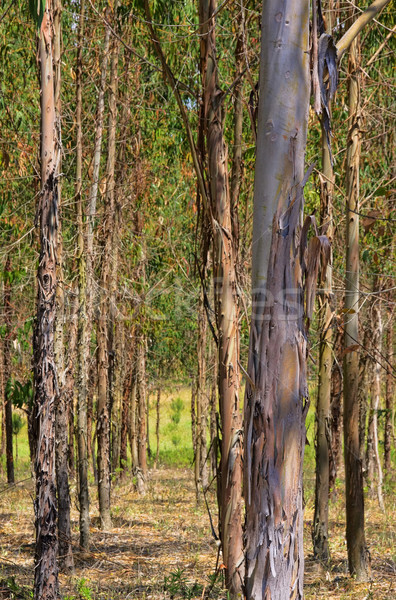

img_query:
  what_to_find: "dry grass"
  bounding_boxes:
[0,464,395,599]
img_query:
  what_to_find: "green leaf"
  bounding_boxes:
[28,0,45,31]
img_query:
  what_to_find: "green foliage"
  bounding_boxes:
[76,578,92,600]
[28,0,45,30]
[8,378,33,410]
[170,397,184,425]
[12,412,24,436]
[0,576,32,599]
[163,568,202,599]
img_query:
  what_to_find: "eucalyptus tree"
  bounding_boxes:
[30,0,61,597]
[243,0,391,597]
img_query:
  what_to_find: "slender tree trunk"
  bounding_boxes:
[312,119,334,562]
[244,2,310,597]
[155,386,161,467]
[136,328,147,492]
[111,325,124,476]
[0,325,5,460]
[329,323,343,494]
[120,345,133,477]
[384,304,394,474]
[343,31,369,581]
[33,3,60,597]
[199,3,244,594]
[359,326,370,473]
[52,0,74,572]
[195,294,208,502]
[191,374,197,461]
[368,303,385,510]
[129,359,139,473]
[65,288,78,480]
[209,343,217,479]
[96,15,120,529]
[3,256,14,484]
[74,0,91,551]
[313,0,336,547]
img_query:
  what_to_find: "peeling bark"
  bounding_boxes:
[199,2,244,595]
[244,2,310,597]
[33,3,60,597]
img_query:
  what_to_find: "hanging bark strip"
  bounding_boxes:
[199,2,244,595]
[33,2,60,598]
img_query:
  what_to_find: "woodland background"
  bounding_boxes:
[0,0,395,599]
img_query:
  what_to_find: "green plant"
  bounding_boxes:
[170,397,183,425]
[163,568,202,599]
[12,412,24,462]
[77,578,92,600]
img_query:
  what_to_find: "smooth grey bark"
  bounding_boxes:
[244,2,310,598]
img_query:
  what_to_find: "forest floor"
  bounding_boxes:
[0,464,395,600]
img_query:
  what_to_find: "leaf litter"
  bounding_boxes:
[0,466,395,599]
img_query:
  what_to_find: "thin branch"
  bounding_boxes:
[336,0,392,62]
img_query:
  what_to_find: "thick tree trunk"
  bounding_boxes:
[244,2,310,598]
[343,33,369,581]
[3,256,14,484]
[33,3,60,597]
[199,3,244,594]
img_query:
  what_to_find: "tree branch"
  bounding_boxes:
[336,0,392,62]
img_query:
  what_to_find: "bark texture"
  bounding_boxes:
[244,2,310,598]
[343,33,369,581]
[33,3,60,597]
[313,115,334,562]
[53,0,74,572]
[199,2,244,595]
[97,26,119,530]
[384,305,394,474]
[3,256,14,484]
[75,0,91,550]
